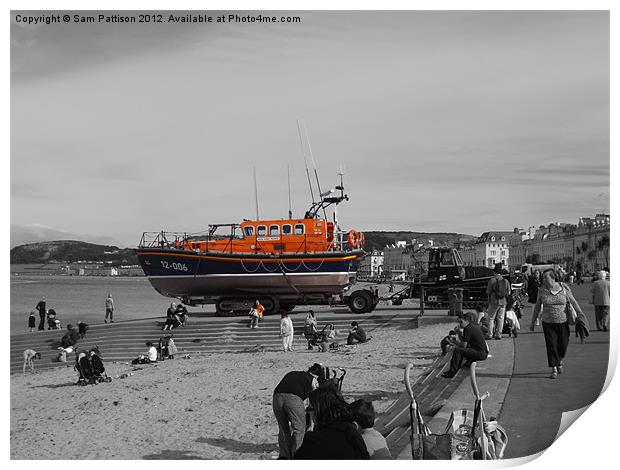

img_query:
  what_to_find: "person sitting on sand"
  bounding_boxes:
[350,399,392,459]
[294,384,369,460]
[132,341,158,364]
[347,321,367,345]
[441,311,488,379]
[23,349,41,373]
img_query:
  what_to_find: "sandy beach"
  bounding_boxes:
[10,320,449,460]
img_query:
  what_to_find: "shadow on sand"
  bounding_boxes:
[143,450,204,460]
[195,437,277,454]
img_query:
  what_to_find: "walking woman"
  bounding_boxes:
[529,269,584,379]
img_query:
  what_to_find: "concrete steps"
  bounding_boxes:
[11,313,418,374]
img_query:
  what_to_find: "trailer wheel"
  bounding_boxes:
[260,297,280,315]
[348,290,372,314]
[280,302,296,313]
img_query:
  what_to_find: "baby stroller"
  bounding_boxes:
[157,335,178,360]
[305,323,337,351]
[502,317,518,338]
[47,309,60,330]
[75,349,112,385]
[405,363,507,460]
[507,291,523,320]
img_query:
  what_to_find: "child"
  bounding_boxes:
[440,330,457,356]
[503,299,521,337]
[28,312,36,332]
[351,399,392,459]
[476,305,492,340]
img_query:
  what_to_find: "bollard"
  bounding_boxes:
[420,286,425,316]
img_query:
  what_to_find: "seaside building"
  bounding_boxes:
[459,232,513,269]
[509,214,610,274]
[357,251,384,279]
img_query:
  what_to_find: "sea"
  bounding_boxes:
[10,274,214,335]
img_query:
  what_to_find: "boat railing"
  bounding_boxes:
[139,231,191,249]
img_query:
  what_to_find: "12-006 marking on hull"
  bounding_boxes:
[160,261,189,271]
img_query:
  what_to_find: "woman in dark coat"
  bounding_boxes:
[294,385,369,460]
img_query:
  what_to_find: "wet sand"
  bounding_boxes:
[10,320,449,459]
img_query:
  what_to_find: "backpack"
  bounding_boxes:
[493,277,509,299]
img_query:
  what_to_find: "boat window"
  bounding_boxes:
[269,225,280,236]
[257,225,267,236]
[440,250,454,266]
[243,226,254,237]
[282,224,292,236]
[294,224,305,235]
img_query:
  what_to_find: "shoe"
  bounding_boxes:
[441,371,456,379]
[550,370,558,379]
[110,320,114,323]
[104,320,107,324]
[558,365,563,374]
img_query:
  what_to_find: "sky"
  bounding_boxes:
[10,10,610,248]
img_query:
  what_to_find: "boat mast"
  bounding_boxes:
[303,122,328,221]
[296,119,315,205]
[253,167,260,220]
[287,165,293,219]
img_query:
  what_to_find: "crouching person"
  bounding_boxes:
[272,364,322,459]
[441,311,488,379]
[131,341,158,365]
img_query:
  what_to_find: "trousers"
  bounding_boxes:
[282,334,293,351]
[448,346,488,374]
[594,305,609,331]
[272,393,306,459]
[542,321,569,368]
[488,304,506,338]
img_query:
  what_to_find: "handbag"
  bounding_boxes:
[566,303,577,325]
[562,283,577,325]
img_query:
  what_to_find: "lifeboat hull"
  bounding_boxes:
[135,248,363,298]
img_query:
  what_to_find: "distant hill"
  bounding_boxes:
[10,240,137,265]
[362,231,477,252]
[10,224,124,249]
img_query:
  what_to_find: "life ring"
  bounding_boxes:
[348,230,359,248]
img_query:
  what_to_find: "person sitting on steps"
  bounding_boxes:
[441,311,489,379]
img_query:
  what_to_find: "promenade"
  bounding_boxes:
[395,282,609,460]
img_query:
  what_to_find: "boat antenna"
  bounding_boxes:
[287,165,293,219]
[253,167,260,220]
[303,121,328,220]
[296,119,315,205]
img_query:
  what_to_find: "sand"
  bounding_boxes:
[10,321,449,460]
